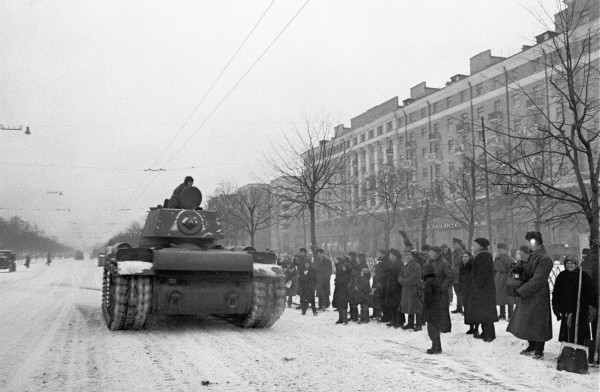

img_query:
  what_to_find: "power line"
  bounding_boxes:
[124,0,277,207]
[0,161,255,172]
[127,0,312,208]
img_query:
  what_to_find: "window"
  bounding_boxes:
[422,147,427,158]
[422,168,428,179]
[377,126,383,136]
[368,129,374,139]
[494,100,502,112]
[398,135,404,145]
[460,90,466,103]
[475,83,483,96]
[461,113,469,122]
[421,108,426,118]
[477,107,484,119]
[433,102,439,114]
[448,161,455,173]
[446,97,453,108]
[352,137,357,146]
[421,128,427,138]
[409,113,414,123]
[448,140,454,152]
[360,134,365,143]
[513,94,521,108]
[433,123,439,134]
[386,121,392,133]
[513,119,522,133]
[397,117,404,128]
[435,165,440,178]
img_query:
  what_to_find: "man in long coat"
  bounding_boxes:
[494,243,515,320]
[314,249,333,310]
[424,246,454,332]
[385,248,405,328]
[507,231,553,359]
[398,251,423,330]
[468,238,498,342]
[451,238,465,314]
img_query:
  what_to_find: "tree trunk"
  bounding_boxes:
[467,221,475,252]
[589,208,600,361]
[383,223,390,249]
[421,199,429,247]
[309,203,317,252]
[250,230,255,248]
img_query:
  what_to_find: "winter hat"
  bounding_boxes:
[474,238,490,248]
[184,176,194,183]
[316,248,324,254]
[423,263,435,275]
[357,252,366,260]
[452,237,462,244]
[348,251,357,257]
[519,245,529,253]
[428,245,441,253]
[389,248,402,260]
[524,231,543,245]
[497,242,508,250]
[361,268,370,276]
[563,256,578,266]
[299,248,307,253]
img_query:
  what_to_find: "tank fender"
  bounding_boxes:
[117,261,154,275]
[252,263,285,279]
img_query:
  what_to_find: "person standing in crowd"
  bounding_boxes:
[349,265,370,323]
[468,238,498,342]
[451,238,466,314]
[375,250,392,323]
[385,248,405,328]
[334,262,352,324]
[348,251,359,272]
[298,259,318,316]
[494,243,515,321]
[356,253,368,274]
[370,251,386,319]
[507,231,553,359]
[460,251,480,336]
[46,252,52,266]
[283,261,298,308]
[332,256,346,311]
[398,249,423,331]
[358,268,372,323]
[422,263,443,354]
[440,243,454,304]
[315,249,333,311]
[294,248,311,309]
[580,248,599,341]
[424,246,454,333]
[552,256,597,345]
[348,253,368,320]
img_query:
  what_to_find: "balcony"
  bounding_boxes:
[454,122,468,133]
[428,132,441,142]
[526,97,544,110]
[426,153,442,164]
[487,111,503,123]
[385,147,393,155]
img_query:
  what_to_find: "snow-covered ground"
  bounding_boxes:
[0,258,597,392]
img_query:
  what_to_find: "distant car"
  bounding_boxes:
[0,250,16,272]
[97,254,106,267]
[74,251,84,260]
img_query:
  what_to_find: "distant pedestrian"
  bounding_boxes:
[494,243,515,321]
[25,255,31,268]
[467,238,498,342]
[298,259,318,316]
[46,252,52,266]
[293,248,310,309]
[507,231,553,359]
[315,249,333,310]
[424,246,454,332]
[334,263,352,324]
[423,263,443,354]
[552,256,596,344]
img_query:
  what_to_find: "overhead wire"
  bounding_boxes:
[124,0,277,207]
[127,0,312,208]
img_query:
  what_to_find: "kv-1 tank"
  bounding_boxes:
[102,186,286,330]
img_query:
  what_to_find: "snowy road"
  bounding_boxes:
[0,259,597,392]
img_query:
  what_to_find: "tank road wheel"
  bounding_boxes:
[239,277,286,329]
[102,264,130,331]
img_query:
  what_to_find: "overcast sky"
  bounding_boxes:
[0,0,559,249]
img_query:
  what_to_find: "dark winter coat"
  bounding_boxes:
[452,248,465,286]
[168,183,187,208]
[507,246,553,342]
[398,260,423,315]
[465,249,498,324]
[424,255,453,332]
[349,274,371,306]
[494,253,515,306]
[422,273,442,327]
[552,267,596,344]
[284,267,298,294]
[315,257,333,296]
[459,257,475,325]
[385,259,404,310]
[332,269,352,308]
[356,261,369,275]
[298,266,317,301]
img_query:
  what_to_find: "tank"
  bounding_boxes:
[102,186,286,330]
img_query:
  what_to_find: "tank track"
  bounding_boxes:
[239,276,286,329]
[102,262,152,330]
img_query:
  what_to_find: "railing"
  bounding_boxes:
[426,153,441,164]
[488,111,503,122]
[428,132,441,141]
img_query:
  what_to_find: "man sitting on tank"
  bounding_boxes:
[167,176,194,208]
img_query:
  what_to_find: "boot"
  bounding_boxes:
[341,309,348,324]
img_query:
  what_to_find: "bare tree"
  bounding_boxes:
[265,115,350,251]
[207,182,245,246]
[228,184,275,248]
[358,164,413,248]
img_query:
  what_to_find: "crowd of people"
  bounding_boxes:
[280,231,598,360]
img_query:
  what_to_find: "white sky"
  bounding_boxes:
[0,0,559,248]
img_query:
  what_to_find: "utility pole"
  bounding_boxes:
[481,117,493,244]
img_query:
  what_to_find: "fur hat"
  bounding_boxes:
[452,237,462,244]
[524,231,543,245]
[423,263,435,275]
[497,242,508,250]
[357,252,366,260]
[474,238,490,248]
[389,248,402,260]
[316,248,324,254]
[428,245,441,253]
[299,248,307,253]
[184,176,194,183]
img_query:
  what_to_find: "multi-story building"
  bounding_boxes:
[287,0,598,255]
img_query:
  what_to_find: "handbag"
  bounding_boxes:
[505,273,524,297]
